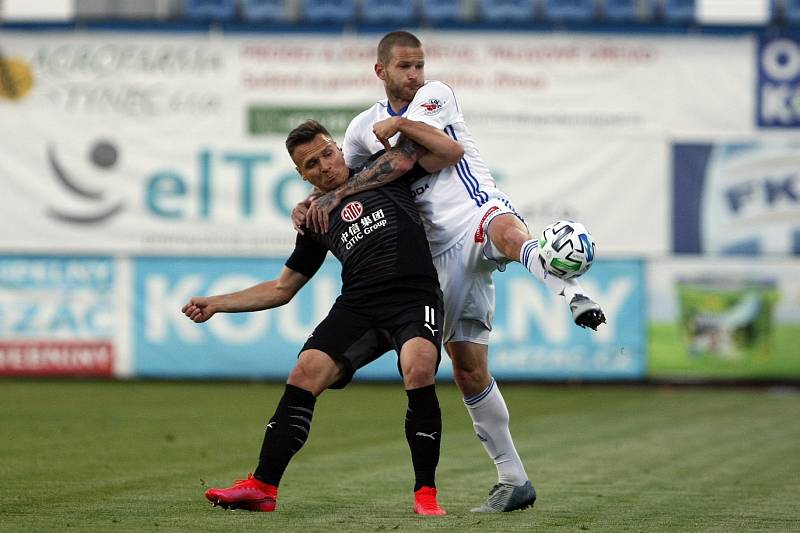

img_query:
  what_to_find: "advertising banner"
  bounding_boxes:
[648,258,800,379]
[237,33,752,135]
[0,33,310,256]
[673,141,800,255]
[133,256,341,378]
[0,255,127,377]
[481,135,668,255]
[489,260,646,380]
[132,257,644,381]
[0,32,754,257]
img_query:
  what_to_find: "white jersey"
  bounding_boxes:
[343,80,514,256]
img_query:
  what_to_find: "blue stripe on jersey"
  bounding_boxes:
[455,160,483,207]
[446,125,489,204]
[458,159,490,204]
[500,197,521,218]
[444,125,489,207]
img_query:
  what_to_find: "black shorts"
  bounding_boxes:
[300,288,444,389]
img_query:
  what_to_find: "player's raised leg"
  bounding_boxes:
[204,350,344,512]
[399,336,446,516]
[486,213,605,330]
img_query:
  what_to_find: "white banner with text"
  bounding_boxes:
[0,32,753,256]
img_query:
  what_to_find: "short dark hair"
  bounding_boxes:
[285,119,332,157]
[377,31,422,64]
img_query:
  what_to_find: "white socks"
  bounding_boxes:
[464,378,528,486]
[521,238,582,302]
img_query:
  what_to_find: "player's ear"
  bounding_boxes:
[374,62,385,80]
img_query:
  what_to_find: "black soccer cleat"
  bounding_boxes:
[570,294,606,331]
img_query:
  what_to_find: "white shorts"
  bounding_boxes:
[432,199,524,345]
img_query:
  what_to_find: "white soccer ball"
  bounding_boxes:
[538,220,595,280]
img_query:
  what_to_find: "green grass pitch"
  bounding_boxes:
[2,380,799,532]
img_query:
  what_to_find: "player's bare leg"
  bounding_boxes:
[205,351,344,512]
[399,337,446,515]
[286,349,346,396]
[446,338,536,512]
[486,214,605,330]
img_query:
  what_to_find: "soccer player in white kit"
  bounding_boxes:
[298,31,606,513]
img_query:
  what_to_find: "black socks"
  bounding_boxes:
[254,384,316,486]
[404,384,442,491]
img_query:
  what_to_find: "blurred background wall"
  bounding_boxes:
[1,0,798,382]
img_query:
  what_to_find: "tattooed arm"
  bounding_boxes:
[372,116,464,173]
[305,136,427,233]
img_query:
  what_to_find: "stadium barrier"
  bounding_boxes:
[1,28,798,381]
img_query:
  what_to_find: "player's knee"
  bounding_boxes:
[400,339,438,387]
[401,350,437,389]
[288,351,341,395]
[451,364,489,391]
[403,362,436,388]
[287,363,316,390]
[488,214,529,259]
[447,344,489,392]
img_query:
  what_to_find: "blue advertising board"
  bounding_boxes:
[133,256,342,379]
[488,260,645,380]
[133,256,645,381]
[0,255,117,376]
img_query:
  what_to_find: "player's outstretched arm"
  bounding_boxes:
[372,116,464,173]
[305,136,426,233]
[181,267,309,323]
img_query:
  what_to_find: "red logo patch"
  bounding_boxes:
[340,201,363,222]
[419,98,443,114]
[474,206,501,243]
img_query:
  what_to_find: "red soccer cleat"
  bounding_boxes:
[414,486,446,516]
[204,474,278,512]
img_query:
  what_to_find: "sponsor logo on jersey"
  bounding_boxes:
[340,201,364,222]
[419,98,444,115]
[474,206,501,243]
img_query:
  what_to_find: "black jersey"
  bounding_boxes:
[286,164,439,301]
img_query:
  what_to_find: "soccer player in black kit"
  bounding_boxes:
[181,119,464,515]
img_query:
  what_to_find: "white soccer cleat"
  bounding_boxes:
[470,480,536,513]
[570,294,606,331]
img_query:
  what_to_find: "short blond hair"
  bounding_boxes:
[377,31,422,64]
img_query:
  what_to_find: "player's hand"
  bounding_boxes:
[306,191,340,234]
[182,297,216,323]
[372,117,401,152]
[291,201,309,234]
[575,309,606,331]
